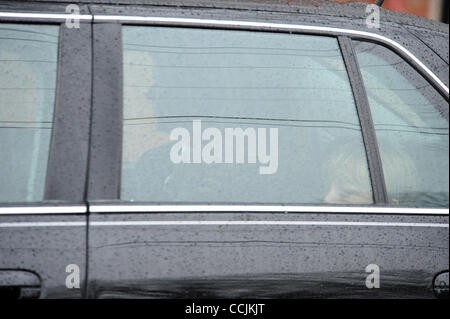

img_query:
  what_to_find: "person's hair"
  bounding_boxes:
[323,140,418,206]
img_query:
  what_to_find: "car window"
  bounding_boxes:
[121,26,373,205]
[0,23,59,203]
[354,40,449,208]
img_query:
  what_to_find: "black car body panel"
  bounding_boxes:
[87,212,448,299]
[0,0,448,299]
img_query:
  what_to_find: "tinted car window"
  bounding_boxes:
[121,26,373,205]
[0,24,58,203]
[354,40,449,208]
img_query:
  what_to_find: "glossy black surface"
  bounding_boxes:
[0,0,448,299]
[87,212,448,298]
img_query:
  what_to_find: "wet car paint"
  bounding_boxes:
[86,212,448,298]
[0,0,448,298]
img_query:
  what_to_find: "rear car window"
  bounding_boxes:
[120,26,373,205]
[354,40,449,208]
[0,24,59,203]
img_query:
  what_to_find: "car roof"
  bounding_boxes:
[3,0,449,32]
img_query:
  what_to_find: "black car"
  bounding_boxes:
[0,0,448,299]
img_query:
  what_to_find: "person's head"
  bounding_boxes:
[122,50,170,162]
[323,140,418,206]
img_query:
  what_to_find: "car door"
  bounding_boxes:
[0,8,92,298]
[86,11,449,299]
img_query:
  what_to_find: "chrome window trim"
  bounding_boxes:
[0,12,92,21]
[89,205,449,215]
[0,204,449,216]
[0,205,447,215]
[0,12,447,95]
[0,205,87,215]
[0,13,448,215]
[96,15,449,96]
[0,220,448,228]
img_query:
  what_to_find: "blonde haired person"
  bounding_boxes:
[323,141,418,206]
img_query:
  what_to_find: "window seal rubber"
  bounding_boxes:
[338,36,388,205]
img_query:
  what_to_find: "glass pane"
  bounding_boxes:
[121,26,373,205]
[354,40,449,208]
[0,24,59,203]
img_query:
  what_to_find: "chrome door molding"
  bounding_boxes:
[0,220,448,228]
[89,204,449,216]
[0,12,92,21]
[0,204,446,216]
[0,205,87,215]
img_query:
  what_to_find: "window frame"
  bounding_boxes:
[0,12,92,207]
[352,38,449,208]
[88,15,448,210]
[85,15,446,214]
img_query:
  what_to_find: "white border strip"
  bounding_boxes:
[0,206,87,215]
[94,15,449,95]
[0,12,92,21]
[0,220,447,228]
[90,205,449,215]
